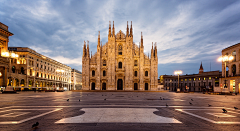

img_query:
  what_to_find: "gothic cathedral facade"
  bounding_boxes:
[82,21,158,91]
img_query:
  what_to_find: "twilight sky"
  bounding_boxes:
[1,0,240,76]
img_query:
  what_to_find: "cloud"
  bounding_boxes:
[51,56,82,66]
[30,46,52,54]
[1,0,240,75]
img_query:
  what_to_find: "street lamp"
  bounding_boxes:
[1,51,19,93]
[218,55,233,90]
[174,70,182,92]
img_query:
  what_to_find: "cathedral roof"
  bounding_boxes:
[116,30,126,39]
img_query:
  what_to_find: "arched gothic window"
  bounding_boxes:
[134,71,137,77]
[145,71,148,77]
[118,62,122,68]
[92,70,95,77]
[134,60,138,66]
[103,60,106,66]
[118,45,122,55]
[103,70,106,76]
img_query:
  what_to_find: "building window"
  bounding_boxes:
[37,64,38,67]
[103,60,106,66]
[194,78,196,81]
[199,78,201,80]
[36,72,39,77]
[134,60,138,66]
[185,79,187,81]
[92,70,95,77]
[103,71,106,76]
[134,71,137,77]
[189,79,191,81]
[118,45,122,55]
[118,62,122,68]
[145,71,148,77]
[215,78,219,87]
[21,67,24,74]
[204,77,206,80]
[12,66,16,73]
[232,50,236,62]
[41,65,43,68]
[181,79,183,81]
[209,77,211,80]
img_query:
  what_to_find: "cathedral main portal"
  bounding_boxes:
[117,79,123,90]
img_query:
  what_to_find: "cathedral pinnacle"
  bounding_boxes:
[130,21,133,36]
[141,32,143,47]
[112,21,115,36]
[109,21,111,37]
[98,31,100,46]
[126,21,129,36]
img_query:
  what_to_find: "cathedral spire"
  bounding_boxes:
[151,42,154,58]
[126,21,129,36]
[112,21,115,37]
[87,40,89,57]
[154,42,157,58]
[130,21,133,36]
[83,40,86,57]
[98,31,100,47]
[141,32,143,48]
[108,21,111,37]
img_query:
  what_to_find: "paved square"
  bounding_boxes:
[0,91,240,130]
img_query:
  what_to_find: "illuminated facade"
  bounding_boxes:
[71,69,82,90]
[82,21,158,91]
[218,43,240,93]
[7,47,72,91]
[0,22,13,89]
[163,63,221,92]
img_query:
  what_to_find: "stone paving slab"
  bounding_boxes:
[0,91,240,131]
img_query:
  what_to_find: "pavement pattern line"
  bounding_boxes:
[175,109,240,124]
[55,108,182,124]
[5,105,229,108]
[0,108,62,124]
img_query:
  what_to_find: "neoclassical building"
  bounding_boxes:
[218,42,240,93]
[162,63,221,92]
[82,21,158,91]
[71,69,82,90]
[0,22,13,89]
[7,47,72,91]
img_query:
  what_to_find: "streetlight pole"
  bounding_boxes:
[174,70,182,92]
[178,74,179,90]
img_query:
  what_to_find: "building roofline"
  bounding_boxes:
[222,43,240,52]
[8,47,72,69]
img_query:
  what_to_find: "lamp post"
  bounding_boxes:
[218,55,233,92]
[1,51,19,93]
[174,70,182,92]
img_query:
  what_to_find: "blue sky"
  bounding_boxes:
[1,0,240,76]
